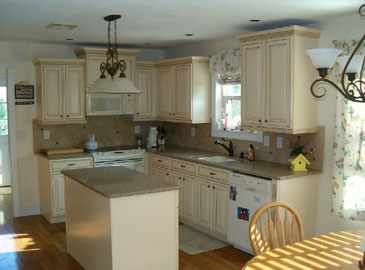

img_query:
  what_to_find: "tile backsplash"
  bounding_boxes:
[33,116,154,152]
[163,123,324,171]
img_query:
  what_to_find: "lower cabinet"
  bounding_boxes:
[38,155,93,223]
[149,154,228,237]
[197,179,228,235]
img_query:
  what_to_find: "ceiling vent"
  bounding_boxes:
[46,23,78,30]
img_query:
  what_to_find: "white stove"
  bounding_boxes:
[92,149,145,173]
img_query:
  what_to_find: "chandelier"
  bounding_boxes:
[306,4,365,103]
[89,14,141,94]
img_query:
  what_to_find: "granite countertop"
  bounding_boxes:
[147,145,321,180]
[62,166,179,198]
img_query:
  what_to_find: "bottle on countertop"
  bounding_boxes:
[248,144,255,161]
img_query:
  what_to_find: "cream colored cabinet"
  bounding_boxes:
[150,165,170,182]
[237,25,321,134]
[155,57,210,124]
[38,155,93,223]
[121,94,135,114]
[171,171,184,218]
[197,178,228,235]
[183,175,197,223]
[33,59,86,125]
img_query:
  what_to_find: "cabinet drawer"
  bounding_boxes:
[150,154,170,169]
[171,159,196,175]
[50,157,93,172]
[197,165,228,183]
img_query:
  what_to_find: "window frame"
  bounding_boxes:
[211,75,263,142]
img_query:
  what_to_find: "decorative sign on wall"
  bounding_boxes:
[15,85,34,99]
[15,84,34,105]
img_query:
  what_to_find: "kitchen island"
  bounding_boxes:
[62,166,179,270]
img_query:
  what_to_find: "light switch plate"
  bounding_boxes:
[134,125,140,134]
[191,127,195,137]
[263,135,270,147]
[43,130,50,140]
[277,136,283,148]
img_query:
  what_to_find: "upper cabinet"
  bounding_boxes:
[33,59,86,125]
[155,57,211,124]
[74,48,139,116]
[237,25,321,134]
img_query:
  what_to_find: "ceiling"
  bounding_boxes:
[0,0,363,48]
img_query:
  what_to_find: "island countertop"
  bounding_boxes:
[62,166,179,198]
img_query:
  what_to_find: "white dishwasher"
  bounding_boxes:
[227,172,273,254]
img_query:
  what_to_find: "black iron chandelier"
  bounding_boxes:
[306,4,365,103]
[89,14,140,94]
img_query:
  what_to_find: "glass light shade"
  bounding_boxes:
[336,55,364,73]
[88,77,141,94]
[306,48,342,69]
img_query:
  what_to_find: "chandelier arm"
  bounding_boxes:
[310,78,358,100]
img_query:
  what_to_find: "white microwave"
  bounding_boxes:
[86,93,135,116]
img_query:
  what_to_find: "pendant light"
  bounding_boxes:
[89,14,141,94]
[306,4,364,103]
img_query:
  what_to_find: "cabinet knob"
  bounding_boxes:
[172,113,175,115]
[169,113,172,115]
[67,115,70,117]
[60,115,63,117]
[209,172,216,176]
[208,185,210,188]
[213,186,216,189]
[137,112,140,115]
[265,120,268,123]
[258,119,261,123]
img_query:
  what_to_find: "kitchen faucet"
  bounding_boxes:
[214,138,234,157]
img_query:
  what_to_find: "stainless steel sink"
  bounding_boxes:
[197,156,235,163]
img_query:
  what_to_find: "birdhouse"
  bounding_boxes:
[288,154,310,172]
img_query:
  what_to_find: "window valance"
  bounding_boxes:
[209,48,241,77]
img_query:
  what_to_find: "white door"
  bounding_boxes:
[197,179,212,229]
[0,68,10,187]
[51,173,65,216]
[183,175,197,223]
[212,183,228,235]
[64,66,85,120]
[264,38,291,128]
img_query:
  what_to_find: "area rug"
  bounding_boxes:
[179,224,228,255]
[0,187,11,195]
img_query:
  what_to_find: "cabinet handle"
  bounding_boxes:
[209,172,216,176]
[213,186,216,189]
[137,112,140,115]
[169,113,172,115]
[208,185,210,188]
[181,165,186,168]
[183,177,185,181]
[68,163,76,166]
[265,120,268,123]
[166,173,169,176]
[173,113,175,115]
[157,160,162,162]
[67,115,70,117]
[258,119,261,123]
[179,177,182,180]
[60,115,63,117]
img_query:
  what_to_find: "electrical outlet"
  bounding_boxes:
[277,136,283,148]
[263,135,270,147]
[43,130,50,140]
[191,127,195,136]
[134,125,140,134]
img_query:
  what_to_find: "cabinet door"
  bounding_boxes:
[212,183,228,235]
[150,166,170,182]
[241,42,264,126]
[171,172,184,218]
[157,67,173,118]
[265,38,291,128]
[64,66,85,120]
[43,65,64,121]
[173,64,192,119]
[86,55,106,88]
[51,173,65,216]
[135,68,152,117]
[197,179,212,229]
[183,175,197,223]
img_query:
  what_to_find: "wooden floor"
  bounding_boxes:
[0,194,252,269]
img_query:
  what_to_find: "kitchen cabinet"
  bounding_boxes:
[197,179,212,229]
[74,48,140,116]
[150,166,170,182]
[171,171,184,218]
[183,175,197,223]
[237,25,321,134]
[38,155,93,223]
[33,59,86,125]
[155,57,211,124]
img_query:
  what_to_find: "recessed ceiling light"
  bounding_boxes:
[144,43,151,46]
[46,23,78,30]
[185,34,194,37]
[65,38,74,41]
[250,19,261,22]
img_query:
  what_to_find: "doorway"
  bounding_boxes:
[0,67,10,194]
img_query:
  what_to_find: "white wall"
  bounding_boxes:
[0,41,163,216]
[164,15,365,235]
[315,14,365,235]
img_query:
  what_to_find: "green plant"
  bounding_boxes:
[289,136,307,157]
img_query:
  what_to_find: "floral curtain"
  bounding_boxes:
[331,39,365,220]
[209,48,241,77]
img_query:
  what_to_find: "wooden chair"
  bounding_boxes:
[249,202,304,256]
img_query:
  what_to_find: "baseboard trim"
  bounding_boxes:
[19,208,40,217]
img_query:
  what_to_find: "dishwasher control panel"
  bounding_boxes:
[230,172,271,193]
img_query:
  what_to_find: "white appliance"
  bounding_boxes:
[147,127,158,148]
[92,149,145,173]
[227,172,273,254]
[86,93,135,116]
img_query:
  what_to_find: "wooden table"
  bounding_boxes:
[243,230,365,270]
